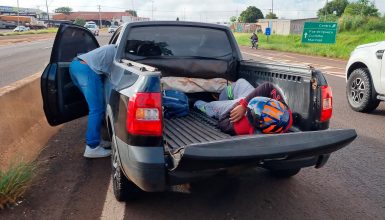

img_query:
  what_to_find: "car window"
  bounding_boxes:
[125,26,232,59]
[55,26,99,62]
[109,26,122,44]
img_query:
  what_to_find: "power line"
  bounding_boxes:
[30,3,319,13]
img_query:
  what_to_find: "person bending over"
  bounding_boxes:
[69,44,116,158]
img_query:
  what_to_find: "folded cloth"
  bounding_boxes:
[161,77,229,93]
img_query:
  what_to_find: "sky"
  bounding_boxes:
[2,0,385,22]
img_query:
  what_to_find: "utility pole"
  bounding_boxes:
[271,0,274,14]
[151,1,154,20]
[45,0,49,27]
[324,0,328,21]
[17,0,20,27]
[98,5,102,29]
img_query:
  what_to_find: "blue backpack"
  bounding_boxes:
[162,90,189,119]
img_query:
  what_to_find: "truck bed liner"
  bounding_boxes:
[164,110,231,150]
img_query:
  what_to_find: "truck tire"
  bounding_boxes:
[111,135,140,201]
[269,168,301,178]
[346,68,380,112]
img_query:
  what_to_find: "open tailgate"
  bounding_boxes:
[174,129,356,171]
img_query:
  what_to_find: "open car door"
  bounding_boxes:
[41,23,99,126]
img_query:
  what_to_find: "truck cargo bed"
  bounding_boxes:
[164,111,356,172]
[164,110,231,150]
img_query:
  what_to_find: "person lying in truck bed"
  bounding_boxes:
[194,79,293,135]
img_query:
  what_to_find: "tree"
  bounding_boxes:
[55,7,72,15]
[319,14,339,22]
[317,0,348,17]
[125,10,137,17]
[265,12,278,19]
[238,6,264,23]
[230,16,237,23]
[73,18,86,26]
[344,0,380,17]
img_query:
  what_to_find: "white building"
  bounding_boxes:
[258,18,319,35]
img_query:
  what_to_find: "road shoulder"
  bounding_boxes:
[1,118,111,220]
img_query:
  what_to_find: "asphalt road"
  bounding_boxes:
[2,36,385,219]
[0,33,112,88]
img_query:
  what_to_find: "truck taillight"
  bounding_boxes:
[320,85,332,122]
[126,92,162,136]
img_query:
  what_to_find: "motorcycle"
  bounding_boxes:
[251,39,258,49]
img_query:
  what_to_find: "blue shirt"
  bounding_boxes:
[78,44,116,75]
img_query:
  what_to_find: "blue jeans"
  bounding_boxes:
[69,59,104,148]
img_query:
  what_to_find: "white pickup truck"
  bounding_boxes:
[346,40,385,112]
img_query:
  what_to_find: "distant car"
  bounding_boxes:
[346,40,385,112]
[108,25,118,33]
[85,21,96,25]
[84,23,99,36]
[13,26,29,32]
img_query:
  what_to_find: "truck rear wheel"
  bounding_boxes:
[111,135,140,201]
[268,168,301,178]
[346,68,380,112]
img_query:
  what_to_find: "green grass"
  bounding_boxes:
[0,28,58,36]
[234,31,385,59]
[0,162,36,209]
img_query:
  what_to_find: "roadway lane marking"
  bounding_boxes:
[100,178,125,220]
[241,51,346,79]
[317,66,345,70]
[242,51,313,66]
[324,72,345,78]
[241,47,347,63]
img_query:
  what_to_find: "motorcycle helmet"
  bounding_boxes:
[246,97,293,134]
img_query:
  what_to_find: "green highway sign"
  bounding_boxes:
[301,22,337,44]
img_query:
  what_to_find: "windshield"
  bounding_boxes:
[125,26,232,59]
[85,24,96,28]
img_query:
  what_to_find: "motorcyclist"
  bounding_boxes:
[250,32,259,49]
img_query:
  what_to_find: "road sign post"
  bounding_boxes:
[265,27,271,42]
[302,22,337,44]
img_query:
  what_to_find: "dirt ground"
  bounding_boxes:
[0,33,55,46]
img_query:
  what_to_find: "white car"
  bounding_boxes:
[13,26,30,32]
[84,23,99,36]
[108,25,118,33]
[346,40,385,112]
